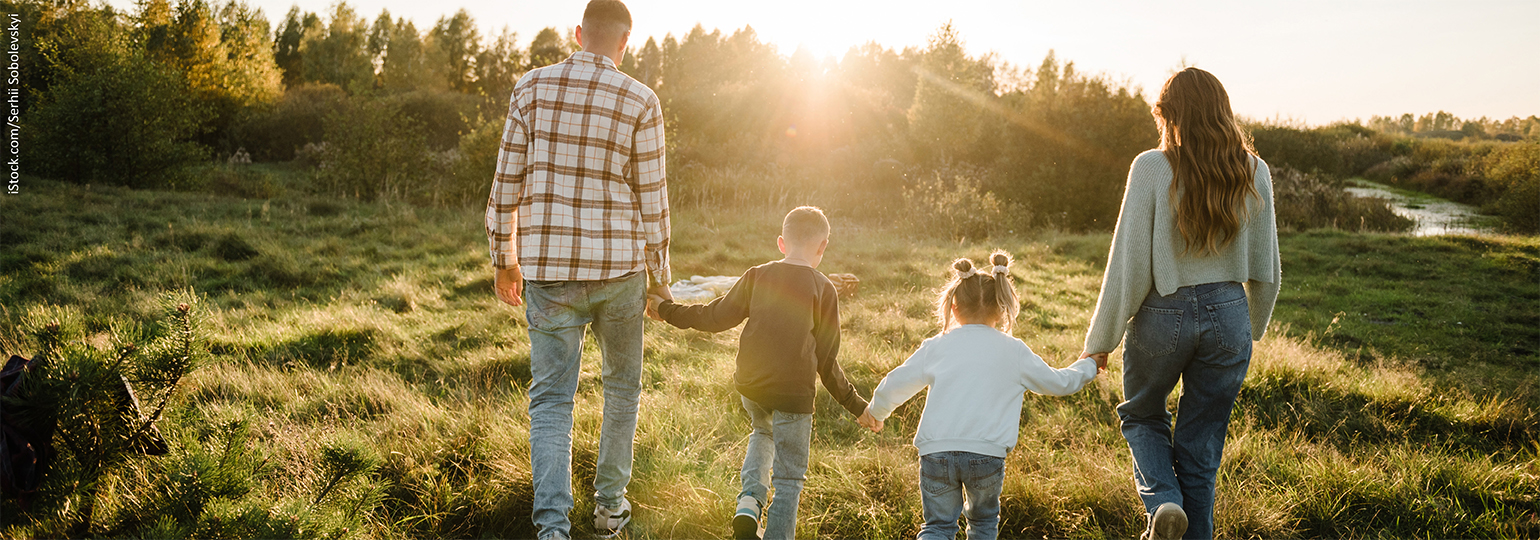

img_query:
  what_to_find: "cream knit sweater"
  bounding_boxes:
[1083,149,1282,355]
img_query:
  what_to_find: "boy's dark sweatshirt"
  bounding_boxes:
[656,260,868,417]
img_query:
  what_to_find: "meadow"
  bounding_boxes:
[1,175,1537,539]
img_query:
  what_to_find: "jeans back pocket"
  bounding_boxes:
[1130,306,1183,357]
[1206,296,1252,356]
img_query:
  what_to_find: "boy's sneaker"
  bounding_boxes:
[1148,502,1188,540]
[732,495,762,540]
[593,498,632,538]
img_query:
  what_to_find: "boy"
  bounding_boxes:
[646,206,868,540]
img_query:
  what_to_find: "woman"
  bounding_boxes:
[1080,68,1280,540]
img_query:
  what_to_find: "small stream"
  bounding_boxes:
[1344,180,1493,236]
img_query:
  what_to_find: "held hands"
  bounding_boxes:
[857,407,883,433]
[1080,351,1110,373]
[644,294,667,321]
[644,281,672,321]
[494,266,524,307]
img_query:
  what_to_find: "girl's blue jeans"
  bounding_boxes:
[917,451,1005,540]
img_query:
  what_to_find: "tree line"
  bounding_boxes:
[8,0,1536,233]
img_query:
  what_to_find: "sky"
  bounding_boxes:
[106,0,1540,125]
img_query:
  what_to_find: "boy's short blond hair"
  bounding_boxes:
[782,206,830,246]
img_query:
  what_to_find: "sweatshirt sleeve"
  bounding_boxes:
[814,283,868,417]
[657,269,753,333]
[1018,342,1099,396]
[1246,158,1282,340]
[1083,153,1159,355]
[867,342,932,421]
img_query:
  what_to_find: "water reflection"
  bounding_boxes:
[1344,181,1491,237]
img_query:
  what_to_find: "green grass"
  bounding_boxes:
[1,178,1536,538]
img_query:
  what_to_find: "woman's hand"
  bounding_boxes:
[1081,351,1110,373]
[857,407,883,433]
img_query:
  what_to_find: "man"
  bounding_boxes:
[484,1,670,538]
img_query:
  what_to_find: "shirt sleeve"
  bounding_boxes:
[814,284,868,417]
[1246,158,1282,340]
[485,97,528,270]
[1083,155,1158,355]
[867,342,932,421]
[1018,343,1098,396]
[631,94,670,287]
[657,268,752,333]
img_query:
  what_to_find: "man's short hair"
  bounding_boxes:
[782,206,830,245]
[583,0,632,40]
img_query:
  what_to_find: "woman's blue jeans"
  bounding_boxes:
[1118,281,1251,540]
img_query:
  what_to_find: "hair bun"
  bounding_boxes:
[952,258,974,274]
[991,253,1008,267]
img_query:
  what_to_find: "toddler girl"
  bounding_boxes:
[859,251,1105,540]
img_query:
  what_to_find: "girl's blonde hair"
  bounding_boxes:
[936,250,1019,333]
[1154,67,1259,256]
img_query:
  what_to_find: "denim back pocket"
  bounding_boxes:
[919,454,957,497]
[967,456,1004,490]
[1130,306,1183,357]
[524,280,581,331]
[1206,296,1252,356]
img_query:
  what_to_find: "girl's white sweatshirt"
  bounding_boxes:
[867,325,1098,458]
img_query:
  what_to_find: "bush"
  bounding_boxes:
[1271,166,1413,233]
[25,11,208,188]
[1480,142,1540,233]
[439,115,504,207]
[312,98,438,202]
[385,90,483,151]
[901,164,1025,240]
[229,83,348,162]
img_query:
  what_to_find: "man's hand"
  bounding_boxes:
[494,266,524,307]
[857,407,883,433]
[645,281,672,319]
[645,294,667,321]
[1081,351,1109,373]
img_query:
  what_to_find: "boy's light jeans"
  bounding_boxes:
[739,395,812,540]
[917,451,1005,540]
[523,272,646,540]
[1118,281,1251,540]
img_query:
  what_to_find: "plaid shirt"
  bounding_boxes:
[486,51,670,286]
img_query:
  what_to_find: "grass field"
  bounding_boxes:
[1,177,1537,538]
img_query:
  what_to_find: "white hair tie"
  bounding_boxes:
[992,265,1009,275]
[958,268,977,278]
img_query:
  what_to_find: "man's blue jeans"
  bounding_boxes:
[917,451,1005,540]
[739,396,812,540]
[1118,281,1252,540]
[523,272,646,540]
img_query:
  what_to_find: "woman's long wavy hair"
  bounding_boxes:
[1155,68,1259,256]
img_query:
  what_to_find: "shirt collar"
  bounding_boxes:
[570,50,616,68]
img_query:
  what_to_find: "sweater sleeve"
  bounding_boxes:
[657,269,753,333]
[814,284,868,417]
[1246,159,1282,340]
[1018,343,1099,396]
[1084,154,1159,355]
[867,342,932,421]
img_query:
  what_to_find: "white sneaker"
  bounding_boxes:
[732,495,762,540]
[1149,502,1188,540]
[593,498,632,538]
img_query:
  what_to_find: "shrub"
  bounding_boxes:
[25,11,208,188]
[229,83,348,162]
[1479,142,1540,233]
[901,163,1025,240]
[312,98,438,202]
[438,114,504,208]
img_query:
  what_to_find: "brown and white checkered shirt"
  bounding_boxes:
[486,51,670,286]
